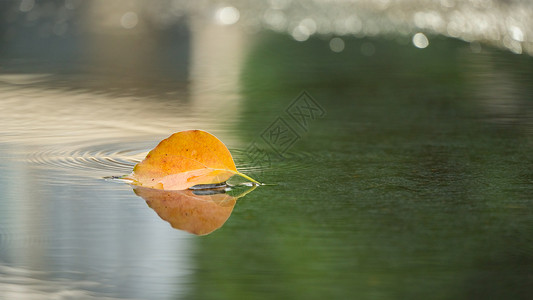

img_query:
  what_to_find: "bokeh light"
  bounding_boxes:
[120,12,138,29]
[4,0,532,55]
[216,6,240,25]
[329,37,345,52]
[413,32,429,48]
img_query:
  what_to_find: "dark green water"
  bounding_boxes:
[1,14,532,300]
[197,34,533,299]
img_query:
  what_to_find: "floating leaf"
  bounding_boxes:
[134,186,237,235]
[124,130,259,190]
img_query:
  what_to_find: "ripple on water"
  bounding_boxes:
[0,227,7,251]
[0,264,126,300]
[26,140,152,176]
[232,148,331,176]
[24,141,330,183]
[0,226,49,254]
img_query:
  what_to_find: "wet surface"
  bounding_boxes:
[1,1,533,299]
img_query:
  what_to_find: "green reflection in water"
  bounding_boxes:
[187,33,533,299]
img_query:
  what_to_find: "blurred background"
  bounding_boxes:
[0,0,532,299]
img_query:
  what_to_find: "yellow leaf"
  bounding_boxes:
[124,130,259,190]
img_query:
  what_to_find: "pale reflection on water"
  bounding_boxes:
[0,5,249,298]
[0,158,195,299]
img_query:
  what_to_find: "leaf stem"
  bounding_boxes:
[234,171,261,185]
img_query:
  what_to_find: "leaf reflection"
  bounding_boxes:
[133,185,256,235]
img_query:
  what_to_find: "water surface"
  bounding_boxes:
[1,2,533,299]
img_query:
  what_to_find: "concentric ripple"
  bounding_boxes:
[24,141,329,182]
[26,140,153,176]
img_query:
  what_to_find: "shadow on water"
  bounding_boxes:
[188,33,533,300]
